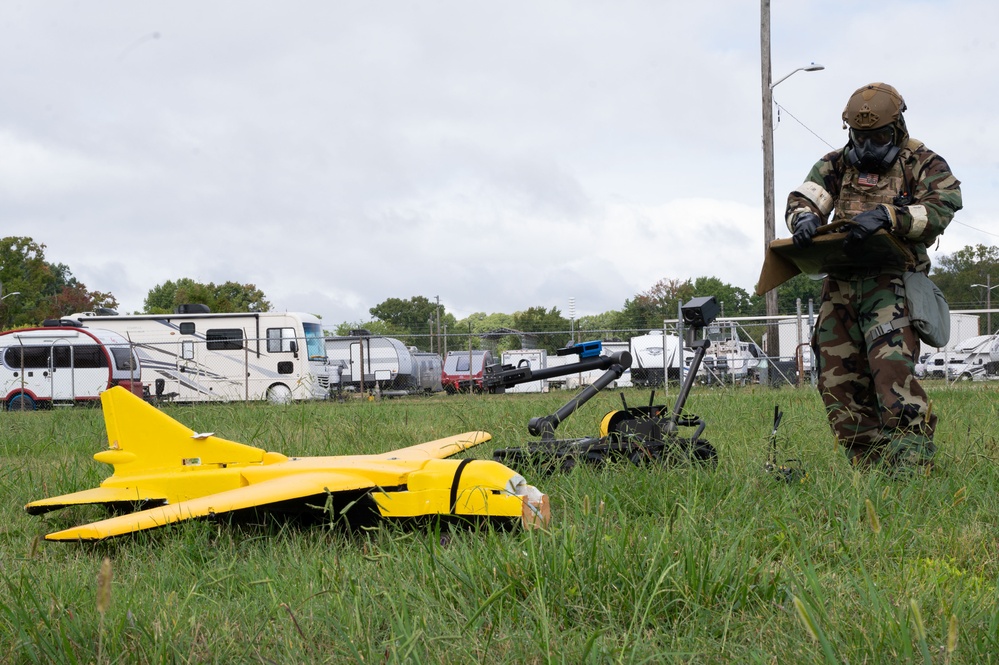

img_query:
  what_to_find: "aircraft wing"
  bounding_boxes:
[42,471,375,541]
[372,431,491,461]
[25,486,167,515]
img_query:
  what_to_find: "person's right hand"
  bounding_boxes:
[792,212,820,249]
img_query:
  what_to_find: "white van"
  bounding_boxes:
[937,334,999,381]
[1,323,142,411]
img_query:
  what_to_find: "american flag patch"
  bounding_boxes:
[858,173,879,186]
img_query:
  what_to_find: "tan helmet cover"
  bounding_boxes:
[842,82,907,130]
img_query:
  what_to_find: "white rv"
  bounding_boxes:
[70,309,330,403]
[1,323,142,411]
[629,331,684,386]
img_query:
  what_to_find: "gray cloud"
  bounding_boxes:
[2,1,994,326]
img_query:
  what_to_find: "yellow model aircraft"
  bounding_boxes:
[26,387,550,541]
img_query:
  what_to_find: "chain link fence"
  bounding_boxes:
[4,309,995,409]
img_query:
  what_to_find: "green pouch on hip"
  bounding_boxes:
[904,270,950,348]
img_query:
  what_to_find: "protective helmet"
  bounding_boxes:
[842,82,907,172]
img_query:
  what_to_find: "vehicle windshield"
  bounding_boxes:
[303,323,326,361]
[110,346,139,372]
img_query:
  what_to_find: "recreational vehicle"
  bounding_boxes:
[325,335,421,392]
[441,350,494,393]
[629,331,684,386]
[499,349,549,393]
[1,323,142,411]
[411,351,443,393]
[70,308,330,403]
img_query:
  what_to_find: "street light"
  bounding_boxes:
[971,277,998,334]
[771,64,825,90]
[0,291,20,301]
[760,51,824,356]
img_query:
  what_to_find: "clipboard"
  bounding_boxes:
[755,222,915,295]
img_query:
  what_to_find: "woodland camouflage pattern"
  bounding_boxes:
[786,132,962,469]
[786,139,963,271]
[812,273,937,466]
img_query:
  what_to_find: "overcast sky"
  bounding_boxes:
[2,1,996,327]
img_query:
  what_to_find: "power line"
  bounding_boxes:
[949,219,999,240]
[774,100,837,150]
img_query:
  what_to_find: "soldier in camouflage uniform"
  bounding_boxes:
[785,82,962,471]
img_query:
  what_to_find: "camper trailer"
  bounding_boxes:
[1,323,142,411]
[499,349,549,393]
[325,334,421,393]
[441,350,494,393]
[629,331,684,386]
[411,351,443,393]
[70,308,330,403]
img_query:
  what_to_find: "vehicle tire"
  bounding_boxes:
[960,372,973,382]
[266,383,293,404]
[7,393,37,412]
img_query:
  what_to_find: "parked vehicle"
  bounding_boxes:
[70,307,330,403]
[441,350,494,393]
[695,322,764,385]
[326,334,417,392]
[411,351,443,393]
[1,322,142,411]
[922,334,999,381]
[545,341,632,390]
[629,331,683,386]
[499,349,549,393]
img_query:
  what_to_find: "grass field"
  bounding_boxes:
[3,382,999,663]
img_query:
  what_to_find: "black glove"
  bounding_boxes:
[791,213,820,249]
[844,206,891,252]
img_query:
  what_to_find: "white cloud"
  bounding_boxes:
[1,1,993,328]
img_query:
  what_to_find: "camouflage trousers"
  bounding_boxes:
[813,272,937,468]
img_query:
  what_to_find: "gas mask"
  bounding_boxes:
[846,125,901,173]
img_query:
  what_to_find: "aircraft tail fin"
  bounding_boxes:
[97,386,267,475]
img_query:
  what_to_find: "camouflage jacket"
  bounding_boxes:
[785,139,963,271]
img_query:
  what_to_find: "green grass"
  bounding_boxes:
[3,383,999,663]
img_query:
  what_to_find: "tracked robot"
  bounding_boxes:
[491,297,721,472]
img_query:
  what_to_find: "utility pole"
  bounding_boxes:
[972,275,997,334]
[760,0,779,358]
[760,0,822,361]
[435,295,442,356]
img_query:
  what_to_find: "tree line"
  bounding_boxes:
[4,235,998,353]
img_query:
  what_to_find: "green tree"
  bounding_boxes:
[367,296,456,351]
[1,237,118,329]
[577,310,628,340]
[143,279,270,314]
[931,244,999,309]
[370,296,437,332]
[690,276,758,316]
[775,273,823,314]
[513,306,570,352]
[620,278,695,331]
[331,320,398,337]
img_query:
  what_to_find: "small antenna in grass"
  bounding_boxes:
[764,405,807,483]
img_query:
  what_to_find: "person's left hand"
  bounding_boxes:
[844,206,891,251]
